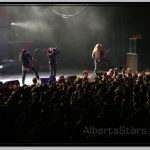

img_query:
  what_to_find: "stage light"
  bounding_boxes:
[11,22,15,25]
[0,65,3,69]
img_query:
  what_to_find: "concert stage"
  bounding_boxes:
[0,69,97,86]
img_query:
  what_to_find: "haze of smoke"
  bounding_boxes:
[13,21,53,32]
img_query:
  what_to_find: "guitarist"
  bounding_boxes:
[19,49,40,85]
[92,43,110,74]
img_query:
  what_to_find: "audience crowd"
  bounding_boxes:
[0,67,150,144]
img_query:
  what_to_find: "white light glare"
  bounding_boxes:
[11,22,15,25]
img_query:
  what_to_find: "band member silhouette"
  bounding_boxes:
[19,49,39,85]
[47,47,60,80]
[92,43,110,74]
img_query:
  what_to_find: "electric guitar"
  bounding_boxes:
[96,49,110,62]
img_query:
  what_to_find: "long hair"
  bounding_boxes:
[92,43,102,60]
[19,49,26,62]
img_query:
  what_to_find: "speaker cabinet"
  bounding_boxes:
[126,53,138,73]
[4,80,20,88]
[40,77,51,83]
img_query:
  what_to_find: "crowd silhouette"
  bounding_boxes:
[0,68,149,144]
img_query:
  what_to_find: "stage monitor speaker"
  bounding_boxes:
[126,53,138,73]
[40,76,57,83]
[4,80,20,88]
[40,77,50,84]
[0,82,3,86]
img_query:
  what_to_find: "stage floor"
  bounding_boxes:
[0,69,95,85]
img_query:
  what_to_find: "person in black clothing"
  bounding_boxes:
[92,43,104,74]
[92,43,110,74]
[47,47,60,80]
[19,49,39,85]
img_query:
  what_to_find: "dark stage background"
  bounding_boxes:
[0,4,150,73]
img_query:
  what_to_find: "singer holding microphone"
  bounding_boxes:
[47,47,60,81]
